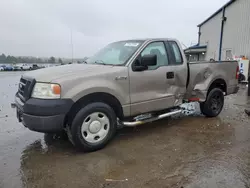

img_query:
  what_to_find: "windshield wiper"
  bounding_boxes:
[94,60,107,65]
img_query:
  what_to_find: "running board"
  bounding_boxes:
[122,109,182,127]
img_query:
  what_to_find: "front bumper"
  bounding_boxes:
[14,95,73,133]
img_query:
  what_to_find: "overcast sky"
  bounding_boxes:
[0,0,228,58]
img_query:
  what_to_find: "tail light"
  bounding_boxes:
[236,65,239,79]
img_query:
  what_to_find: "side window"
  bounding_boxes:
[141,42,168,70]
[168,41,183,65]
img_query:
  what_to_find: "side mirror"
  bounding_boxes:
[141,54,157,66]
[132,59,147,71]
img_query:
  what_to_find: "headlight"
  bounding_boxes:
[31,83,61,99]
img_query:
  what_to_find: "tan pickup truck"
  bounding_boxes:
[12,38,239,151]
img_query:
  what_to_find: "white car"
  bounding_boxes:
[0,67,4,71]
[21,64,32,71]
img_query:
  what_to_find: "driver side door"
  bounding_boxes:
[129,41,176,116]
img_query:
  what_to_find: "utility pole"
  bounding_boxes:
[70,28,74,63]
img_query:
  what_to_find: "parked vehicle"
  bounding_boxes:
[13,65,22,71]
[12,38,239,152]
[21,64,32,71]
[32,64,40,70]
[0,65,6,70]
[4,65,13,71]
[0,67,4,71]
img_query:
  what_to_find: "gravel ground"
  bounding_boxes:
[0,71,250,188]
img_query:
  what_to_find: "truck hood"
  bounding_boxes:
[23,64,126,82]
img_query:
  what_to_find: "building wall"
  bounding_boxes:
[199,53,206,60]
[199,11,222,60]
[199,0,250,61]
[222,0,250,60]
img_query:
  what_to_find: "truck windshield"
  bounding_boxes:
[86,40,143,65]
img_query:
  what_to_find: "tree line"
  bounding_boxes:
[0,53,63,64]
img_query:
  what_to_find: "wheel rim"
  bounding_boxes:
[210,92,223,114]
[81,112,110,144]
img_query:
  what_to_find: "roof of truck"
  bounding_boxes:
[117,38,176,42]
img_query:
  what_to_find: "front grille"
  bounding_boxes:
[17,77,35,101]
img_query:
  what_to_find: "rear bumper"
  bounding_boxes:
[14,95,73,133]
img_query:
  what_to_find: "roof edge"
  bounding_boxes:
[197,0,236,27]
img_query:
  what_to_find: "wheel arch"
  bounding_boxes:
[64,92,124,126]
[208,78,227,95]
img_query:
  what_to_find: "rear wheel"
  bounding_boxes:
[70,102,117,152]
[200,88,224,117]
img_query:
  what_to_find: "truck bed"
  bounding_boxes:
[184,61,239,101]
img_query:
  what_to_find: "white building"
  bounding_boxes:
[185,0,250,61]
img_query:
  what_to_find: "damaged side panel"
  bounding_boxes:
[185,61,238,101]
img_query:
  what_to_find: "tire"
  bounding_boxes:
[200,88,224,117]
[70,102,117,152]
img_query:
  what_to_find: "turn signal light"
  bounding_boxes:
[52,84,61,95]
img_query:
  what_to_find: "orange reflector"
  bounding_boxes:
[52,84,61,95]
[188,98,200,102]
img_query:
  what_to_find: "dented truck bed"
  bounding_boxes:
[185,61,239,101]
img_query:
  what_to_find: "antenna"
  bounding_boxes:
[70,28,74,63]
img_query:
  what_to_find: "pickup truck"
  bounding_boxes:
[12,38,239,152]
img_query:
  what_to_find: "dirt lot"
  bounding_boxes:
[0,72,250,188]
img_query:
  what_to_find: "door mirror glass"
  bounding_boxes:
[141,54,157,66]
[132,59,147,71]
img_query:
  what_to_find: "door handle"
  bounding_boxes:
[166,72,174,79]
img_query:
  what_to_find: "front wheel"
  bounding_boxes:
[70,102,117,152]
[200,88,224,117]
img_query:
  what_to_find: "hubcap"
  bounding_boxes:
[81,112,110,144]
[89,121,101,133]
